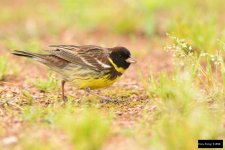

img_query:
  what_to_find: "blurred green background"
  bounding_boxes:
[1,0,225,52]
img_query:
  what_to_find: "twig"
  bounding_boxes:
[0,87,7,95]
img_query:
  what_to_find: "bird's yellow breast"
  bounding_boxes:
[72,75,120,89]
[61,60,125,90]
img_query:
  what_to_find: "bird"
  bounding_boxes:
[12,45,136,101]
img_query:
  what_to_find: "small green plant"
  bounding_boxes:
[0,56,7,81]
[143,72,224,150]
[33,72,59,92]
[22,90,33,105]
[0,56,19,81]
[135,35,225,150]
[22,106,47,122]
[19,105,112,150]
[20,139,54,150]
[56,107,112,150]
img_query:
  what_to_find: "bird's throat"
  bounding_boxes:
[108,58,125,73]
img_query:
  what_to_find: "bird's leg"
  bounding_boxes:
[61,80,67,102]
[85,87,91,93]
[85,87,115,104]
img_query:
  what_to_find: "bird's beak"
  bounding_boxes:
[126,57,136,64]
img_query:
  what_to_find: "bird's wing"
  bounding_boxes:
[47,45,112,71]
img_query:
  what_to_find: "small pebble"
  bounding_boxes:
[115,111,123,116]
[2,136,18,145]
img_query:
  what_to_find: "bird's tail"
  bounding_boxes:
[12,50,42,58]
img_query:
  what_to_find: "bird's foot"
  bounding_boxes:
[85,87,91,93]
[59,96,68,103]
[100,96,117,104]
[85,87,117,104]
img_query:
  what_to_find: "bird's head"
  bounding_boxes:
[109,46,136,72]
